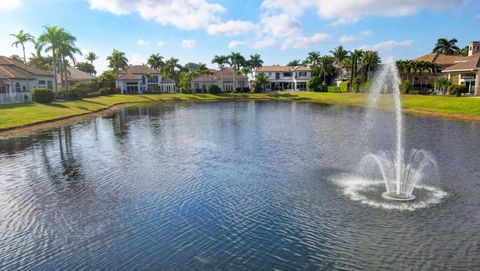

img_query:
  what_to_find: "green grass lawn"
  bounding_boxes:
[1,92,479,130]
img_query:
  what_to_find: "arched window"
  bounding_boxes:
[15,83,21,93]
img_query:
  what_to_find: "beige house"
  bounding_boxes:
[191,68,248,92]
[57,66,96,89]
[442,41,480,95]
[406,53,465,87]
[116,65,176,94]
[253,66,312,91]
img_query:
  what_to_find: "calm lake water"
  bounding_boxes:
[0,101,479,270]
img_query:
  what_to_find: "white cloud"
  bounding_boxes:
[157,41,165,47]
[0,0,21,10]
[261,0,464,25]
[208,20,256,36]
[359,40,414,51]
[228,40,246,48]
[260,14,302,38]
[252,37,276,49]
[89,0,225,30]
[282,33,331,50]
[181,39,196,49]
[339,31,372,43]
[136,39,150,46]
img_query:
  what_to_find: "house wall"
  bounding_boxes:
[256,71,311,82]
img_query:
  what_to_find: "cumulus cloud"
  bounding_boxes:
[359,40,414,51]
[89,0,225,30]
[281,33,331,50]
[339,31,372,43]
[181,39,196,49]
[260,14,302,38]
[228,40,246,48]
[252,37,276,49]
[208,20,256,36]
[0,0,21,10]
[261,0,464,25]
[136,39,150,46]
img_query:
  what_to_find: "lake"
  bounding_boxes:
[0,101,479,270]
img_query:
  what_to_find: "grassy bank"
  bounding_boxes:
[1,92,480,131]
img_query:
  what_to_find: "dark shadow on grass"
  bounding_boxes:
[46,103,69,108]
[81,99,107,106]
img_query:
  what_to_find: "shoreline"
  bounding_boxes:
[1,94,480,139]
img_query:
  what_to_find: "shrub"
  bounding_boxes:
[307,76,326,92]
[32,88,55,103]
[448,84,468,97]
[99,87,120,96]
[207,84,221,94]
[339,82,349,93]
[57,86,88,100]
[400,80,414,94]
[73,80,99,92]
[327,86,341,93]
[97,70,117,89]
[235,87,251,93]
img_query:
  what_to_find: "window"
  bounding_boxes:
[23,86,26,92]
[15,82,21,92]
[148,75,159,83]
[298,72,307,77]
[275,73,280,80]
[126,82,139,93]
[47,81,53,89]
[0,85,7,94]
[283,72,292,77]
[38,80,46,85]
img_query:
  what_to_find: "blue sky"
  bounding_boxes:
[1,0,479,72]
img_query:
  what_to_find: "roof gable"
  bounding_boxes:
[0,56,53,77]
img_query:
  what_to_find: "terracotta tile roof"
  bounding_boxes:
[0,65,36,79]
[66,67,96,81]
[443,53,480,72]
[118,73,142,81]
[0,56,53,77]
[127,65,158,74]
[192,67,248,82]
[255,65,311,72]
[414,53,466,66]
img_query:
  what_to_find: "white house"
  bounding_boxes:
[253,66,312,91]
[116,65,176,94]
[191,67,249,92]
[0,56,54,105]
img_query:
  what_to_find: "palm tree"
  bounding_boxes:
[228,52,246,91]
[11,30,35,91]
[361,50,380,83]
[107,49,129,72]
[212,55,229,92]
[349,49,363,92]
[85,52,98,65]
[287,59,302,66]
[248,54,263,70]
[38,25,65,92]
[318,56,335,84]
[306,51,321,68]
[252,72,270,93]
[57,32,81,88]
[433,38,460,55]
[330,46,349,81]
[147,53,164,71]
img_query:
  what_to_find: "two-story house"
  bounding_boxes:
[191,68,249,92]
[253,66,312,91]
[0,56,54,105]
[116,65,176,94]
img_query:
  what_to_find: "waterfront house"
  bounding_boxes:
[191,67,248,92]
[116,65,176,94]
[407,52,465,88]
[0,56,54,105]
[442,41,480,95]
[57,66,97,89]
[253,66,312,91]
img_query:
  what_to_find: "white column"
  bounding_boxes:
[475,70,480,96]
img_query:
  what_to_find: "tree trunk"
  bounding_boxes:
[52,49,58,93]
[23,45,29,92]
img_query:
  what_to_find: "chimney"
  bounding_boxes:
[468,41,480,56]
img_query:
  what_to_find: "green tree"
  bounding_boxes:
[435,77,452,95]
[361,50,380,83]
[305,51,321,68]
[85,52,98,65]
[228,52,246,91]
[318,56,336,84]
[307,76,324,92]
[11,30,35,90]
[433,38,460,55]
[75,62,96,75]
[212,55,229,91]
[57,32,81,88]
[349,49,363,92]
[107,49,129,72]
[287,59,302,66]
[252,72,270,93]
[97,70,117,89]
[38,25,66,92]
[147,53,164,70]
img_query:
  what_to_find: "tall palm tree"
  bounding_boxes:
[361,50,380,83]
[107,49,129,72]
[330,46,349,81]
[318,56,335,84]
[287,59,302,66]
[248,54,263,70]
[228,52,246,91]
[433,38,460,55]
[147,53,164,71]
[11,30,35,91]
[306,51,321,68]
[212,55,229,92]
[349,49,363,92]
[57,32,81,88]
[38,25,65,92]
[85,52,98,65]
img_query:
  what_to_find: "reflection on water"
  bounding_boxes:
[0,101,479,270]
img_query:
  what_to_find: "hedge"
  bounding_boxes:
[448,84,468,97]
[327,86,341,93]
[339,82,349,93]
[207,84,221,94]
[32,88,55,103]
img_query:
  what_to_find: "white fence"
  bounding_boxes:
[0,92,31,105]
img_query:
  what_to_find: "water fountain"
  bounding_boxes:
[361,61,437,201]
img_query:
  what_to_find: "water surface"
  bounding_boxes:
[0,101,479,270]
